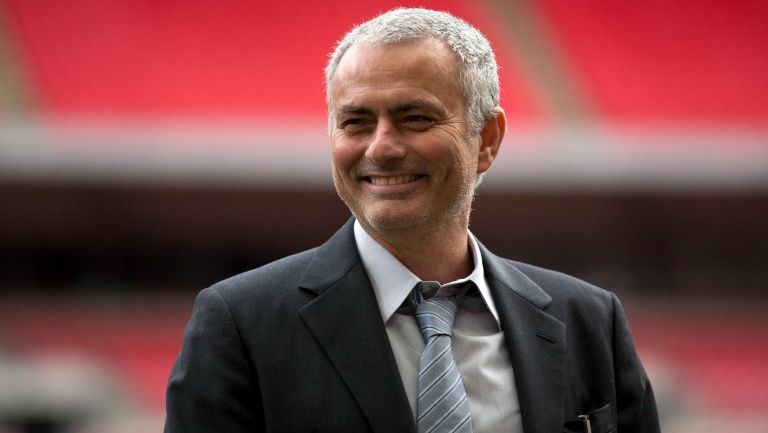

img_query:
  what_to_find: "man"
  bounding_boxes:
[165,8,660,433]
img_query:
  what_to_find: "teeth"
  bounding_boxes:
[369,175,419,186]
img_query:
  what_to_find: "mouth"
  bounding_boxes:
[363,174,425,186]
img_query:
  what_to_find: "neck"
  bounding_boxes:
[362,221,473,284]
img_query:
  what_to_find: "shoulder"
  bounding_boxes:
[510,260,612,301]
[491,256,618,320]
[202,247,319,306]
[192,220,359,318]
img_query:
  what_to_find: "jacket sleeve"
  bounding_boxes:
[611,293,661,433]
[164,287,265,433]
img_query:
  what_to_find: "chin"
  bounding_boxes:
[358,209,426,234]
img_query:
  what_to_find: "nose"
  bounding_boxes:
[364,119,406,163]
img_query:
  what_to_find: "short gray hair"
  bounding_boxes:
[325,8,500,136]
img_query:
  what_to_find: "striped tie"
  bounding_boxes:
[415,295,473,433]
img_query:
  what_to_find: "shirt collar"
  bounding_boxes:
[353,220,501,326]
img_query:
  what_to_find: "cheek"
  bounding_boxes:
[421,131,477,171]
[331,139,362,175]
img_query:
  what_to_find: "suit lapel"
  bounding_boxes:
[298,220,416,433]
[481,244,567,433]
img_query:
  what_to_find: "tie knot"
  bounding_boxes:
[415,297,459,340]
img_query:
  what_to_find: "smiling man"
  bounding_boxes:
[329,37,501,284]
[165,8,660,433]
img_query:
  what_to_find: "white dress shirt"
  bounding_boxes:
[353,221,523,433]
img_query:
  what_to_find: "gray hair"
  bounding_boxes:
[325,8,500,136]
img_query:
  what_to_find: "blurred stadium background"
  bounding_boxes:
[0,1,766,432]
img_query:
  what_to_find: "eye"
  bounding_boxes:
[404,115,432,123]
[339,118,370,133]
[402,115,434,130]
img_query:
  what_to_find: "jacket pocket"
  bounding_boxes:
[564,402,616,433]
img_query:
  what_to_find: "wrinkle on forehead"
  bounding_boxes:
[338,39,456,75]
[331,39,464,114]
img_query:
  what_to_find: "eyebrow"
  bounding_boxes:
[337,105,374,116]
[336,100,443,117]
[391,101,438,114]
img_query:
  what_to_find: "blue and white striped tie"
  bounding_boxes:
[415,295,473,433]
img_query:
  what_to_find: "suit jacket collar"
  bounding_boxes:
[480,242,567,433]
[298,219,416,433]
[298,219,566,433]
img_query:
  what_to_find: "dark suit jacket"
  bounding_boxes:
[165,219,659,433]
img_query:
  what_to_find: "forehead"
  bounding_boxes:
[331,39,463,111]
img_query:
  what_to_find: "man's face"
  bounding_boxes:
[330,39,487,237]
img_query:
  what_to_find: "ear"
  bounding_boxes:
[476,107,506,174]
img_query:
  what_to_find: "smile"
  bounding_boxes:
[366,175,423,186]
